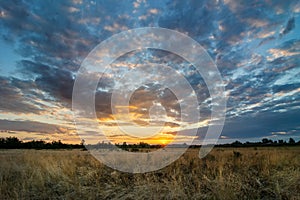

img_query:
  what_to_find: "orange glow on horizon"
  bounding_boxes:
[106,134,174,145]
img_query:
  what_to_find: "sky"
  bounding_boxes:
[0,0,300,145]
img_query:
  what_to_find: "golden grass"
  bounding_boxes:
[0,147,299,199]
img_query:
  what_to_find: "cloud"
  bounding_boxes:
[0,76,43,114]
[159,0,217,38]
[0,0,299,142]
[221,109,300,139]
[0,119,70,134]
[280,17,295,37]
[271,131,287,135]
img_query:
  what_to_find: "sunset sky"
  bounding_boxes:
[0,0,300,145]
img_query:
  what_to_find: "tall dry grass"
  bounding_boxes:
[0,147,299,199]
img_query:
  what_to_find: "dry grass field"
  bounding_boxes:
[0,147,299,200]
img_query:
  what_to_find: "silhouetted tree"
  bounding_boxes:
[262,138,271,144]
[289,138,295,144]
[231,140,242,147]
[138,142,150,148]
[4,137,22,148]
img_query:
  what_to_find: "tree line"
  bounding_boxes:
[214,137,300,148]
[0,137,84,149]
[0,136,299,149]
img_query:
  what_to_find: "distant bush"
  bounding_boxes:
[0,137,84,149]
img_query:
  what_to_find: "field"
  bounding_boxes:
[0,147,299,200]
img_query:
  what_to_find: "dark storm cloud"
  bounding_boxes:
[197,107,300,142]
[19,60,74,101]
[0,76,42,114]
[0,119,69,134]
[221,109,300,139]
[272,83,300,93]
[280,17,295,37]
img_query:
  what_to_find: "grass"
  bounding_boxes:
[0,147,299,199]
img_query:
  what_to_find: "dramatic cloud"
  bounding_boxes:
[0,0,299,143]
[0,119,70,134]
[0,76,42,114]
[280,17,296,37]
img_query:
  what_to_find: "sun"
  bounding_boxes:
[159,139,168,145]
